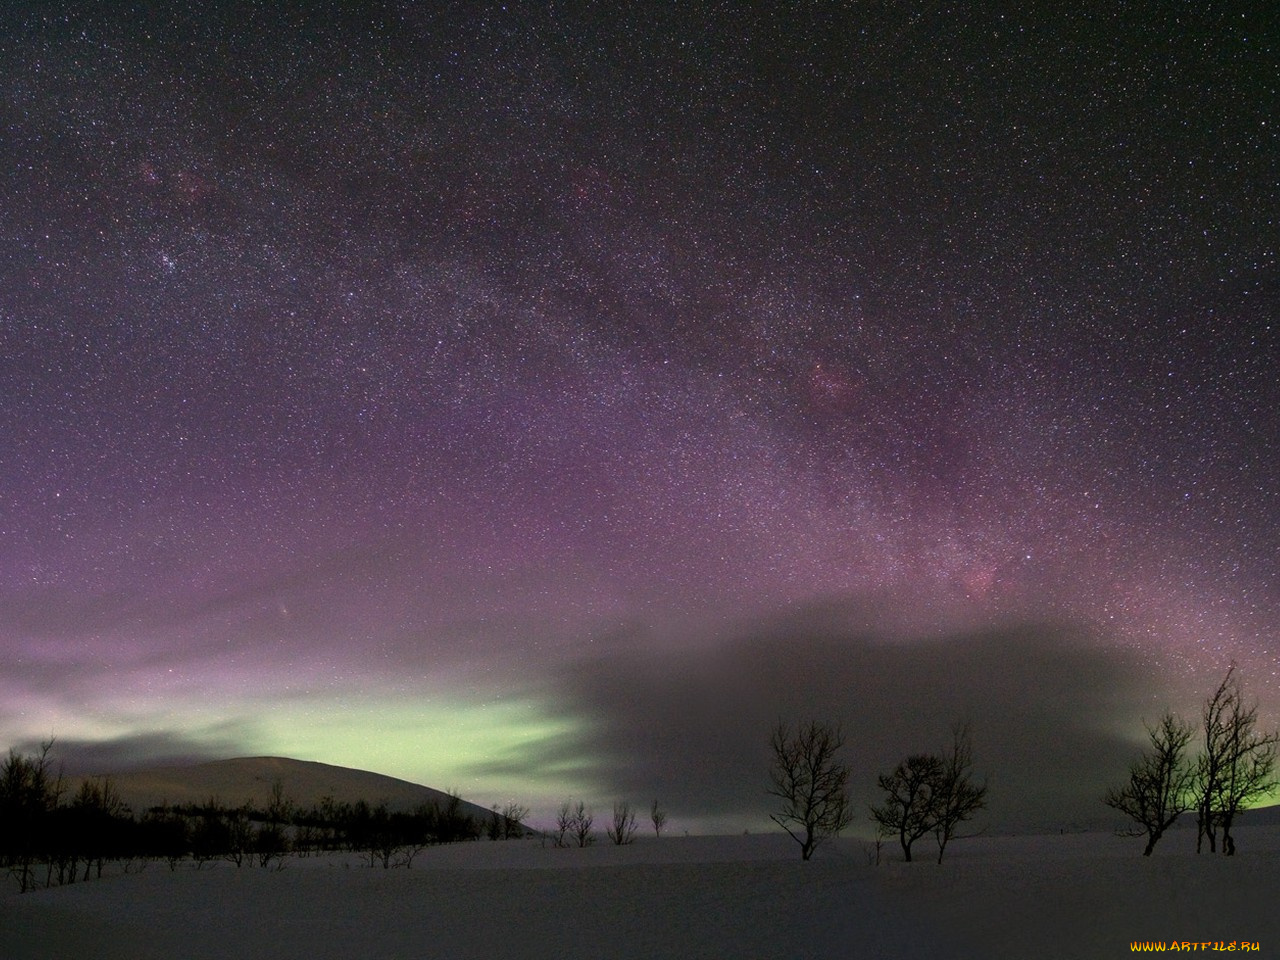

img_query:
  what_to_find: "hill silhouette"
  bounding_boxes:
[84,756,497,822]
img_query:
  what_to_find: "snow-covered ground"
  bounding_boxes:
[2,828,1277,959]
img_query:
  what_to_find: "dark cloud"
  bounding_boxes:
[15,727,255,777]
[496,601,1155,832]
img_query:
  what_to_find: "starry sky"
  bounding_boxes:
[1,2,1276,832]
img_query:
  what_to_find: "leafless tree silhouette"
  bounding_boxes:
[767,720,853,860]
[255,779,291,869]
[570,800,595,847]
[500,802,529,839]
[553,801,573,848]
[606,800,638,845]
[872,725,988,863]
[1194,666,1279,855]
[870,753,941,863]
[650,799,667,838]
[1104,711,1194,855]
[930,724,987,863]
[0,740,63,892]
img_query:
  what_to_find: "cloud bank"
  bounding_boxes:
[490,601,1154,832]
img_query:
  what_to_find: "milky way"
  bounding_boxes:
[1,4,1276,828]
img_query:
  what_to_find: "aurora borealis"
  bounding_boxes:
[1,3,1276,830]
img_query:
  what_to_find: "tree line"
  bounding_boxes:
[0,740,676,894]
[544,798,667,848]
[0,750,529,893]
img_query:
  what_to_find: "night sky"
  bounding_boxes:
[2,3,1276,831]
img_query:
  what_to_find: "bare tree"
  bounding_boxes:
[872,726,988,864]
[767,720,853,860]
[1104,711,1194,856]
[190,796,228,868]
[436,790,478,843]
[1196,671,1231,854]
[570,800,595,847]
[361,802,404,869]
[1194,667,1279,855]
[70,776,126,880]
[553,801,573,848]
[500,802,529,839]
[931,724,988,863]
[1,740,64,892]
[650,799,667,838]
[606,800,638,845]
[255,779,291,869]
[224,803,253,867]
[870,754,941,863]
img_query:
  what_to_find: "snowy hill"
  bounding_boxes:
[83,756,496,822]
